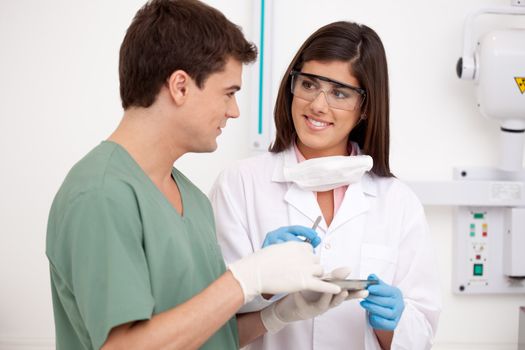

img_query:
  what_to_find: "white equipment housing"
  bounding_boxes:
[477,30,525,132]
[412,3,525,295]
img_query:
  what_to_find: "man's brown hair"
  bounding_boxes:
[270,21,392,177]
[119,0,257,109]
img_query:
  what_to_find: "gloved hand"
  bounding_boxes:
[360,274,405,331]
[260,267,366,333]
[260,289,347,333]
[262,225,321,248]
[228,242,341,304]
[320,266,369,300]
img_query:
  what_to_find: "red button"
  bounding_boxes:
[482,232,487,237]
[476,255,481,260]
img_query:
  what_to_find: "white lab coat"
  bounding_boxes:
[209,147,441,350]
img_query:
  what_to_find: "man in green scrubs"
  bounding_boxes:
[46,1,343,349]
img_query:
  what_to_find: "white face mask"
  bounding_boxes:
[283,155,373,192]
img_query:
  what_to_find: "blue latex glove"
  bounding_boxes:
[262,225,321,248]
[360,274,405,331]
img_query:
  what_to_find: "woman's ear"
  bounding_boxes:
[167,70,190,106]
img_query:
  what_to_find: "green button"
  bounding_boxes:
[473,213,484,219]
[470,223,475,229]
[473,264,483,276]
[470,232,475,237]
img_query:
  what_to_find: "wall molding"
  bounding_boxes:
[0,338,517,350]
[433,343,516,350]
[0,338,54,350]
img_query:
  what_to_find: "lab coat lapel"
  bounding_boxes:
[272,147,324,229]
[328,175,373,232]
[284,183,322,228]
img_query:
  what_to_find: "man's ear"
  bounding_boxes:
[167,70,191,106]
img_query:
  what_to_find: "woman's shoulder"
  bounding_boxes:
[225,152,278,175]
[215,152,279,187]
[366,174,423,207]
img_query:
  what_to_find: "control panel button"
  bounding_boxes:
[473,263,484,276]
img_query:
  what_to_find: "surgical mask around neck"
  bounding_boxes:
[283,154,373,192]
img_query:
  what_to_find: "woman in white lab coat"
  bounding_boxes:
[210,21,441,350]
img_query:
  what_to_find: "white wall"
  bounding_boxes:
[0,1,523,349]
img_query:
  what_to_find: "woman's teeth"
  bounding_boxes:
[307,117,329,127]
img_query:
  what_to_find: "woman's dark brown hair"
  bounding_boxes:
[270,21,392,177]
[119,0,257,109]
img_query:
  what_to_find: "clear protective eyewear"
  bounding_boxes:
[290,71,366,111]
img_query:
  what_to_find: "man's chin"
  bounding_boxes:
[191,142,218,154]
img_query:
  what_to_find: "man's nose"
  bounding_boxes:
[227,97,240,119]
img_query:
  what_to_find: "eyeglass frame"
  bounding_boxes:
[289,70,367,111]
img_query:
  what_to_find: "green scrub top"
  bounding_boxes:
[46,141,238,350]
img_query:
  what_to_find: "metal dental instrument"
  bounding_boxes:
[312,215,322,231]
[305,215,322,244]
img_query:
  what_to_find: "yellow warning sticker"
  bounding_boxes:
[515,77,525,94]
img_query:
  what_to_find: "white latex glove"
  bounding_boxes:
[228,242,341,304]
[260,267,368,333]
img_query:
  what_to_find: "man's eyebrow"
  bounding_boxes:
[225,85,241,92]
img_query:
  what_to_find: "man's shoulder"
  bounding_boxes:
[48,142,143,228]
[46,143,146,261]
[59,141,138,197]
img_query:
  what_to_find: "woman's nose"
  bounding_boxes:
[309,90,329,113]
